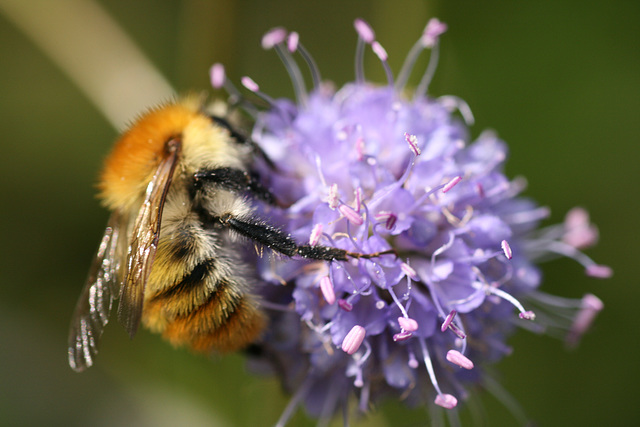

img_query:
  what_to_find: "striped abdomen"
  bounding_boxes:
[141,190,265,353]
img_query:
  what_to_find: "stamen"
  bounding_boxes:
[209,63,225,88]
[393,331,413,341]
[415,28,442,98]
[291,37,322,89]
[358,380,369,410]
[434,394,458,409]
[438,95,475,126]
[408,350,419,369]
[441,309,457,332]
[397,18,447,93]
[396,35,427,92]
[241,76,260,92]
[353,18,374,83]
[563,207,598,249]
[546,241,612,279]
[339,204,364,226]
[357,340,372,364]
[398,316,419,332]
[273,45,308,106]
[374,211,397,230]
[471,267,535,320]
[260,27,311,106]
[354,369,364,388]
[309,224,323,246]
[320,276,336,305]
[448,322,467,340]
[354,187,363,212]
[210,64,258,116]
[338,299,353,311]
[261,27,287,49]
[420,186,440,204]
[313,154,329,188]
[371,41,394,86]
[528,289,586,309]
[342,325,366,354]
[584,293,605,311]
[328,183,339,209]
[366,136,419,210]
[431,232,455,267]
[566,294,604,347]
[240,75,284,112]
[388,286,410,318]
[305,319,333,335]
[505,205,551,226]
[419,338,456,408]
[371,41,387,61]
[422,18,448,48]
[446,350,474,370]
[404,132,422,156]
[474,277,536,321]
[518,311,536,320]
[442,176,462,193]
[354,18,375,43]
[401,262,418,280]
[287,31,299,52]
[585,264,613,278]
[501,240,513,260]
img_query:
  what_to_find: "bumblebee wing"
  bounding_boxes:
[117,139,182,339]
[68,210,129,372]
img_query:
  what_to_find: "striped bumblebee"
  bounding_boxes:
[68,98,385,372]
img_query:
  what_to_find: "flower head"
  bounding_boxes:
[212,18,609,425]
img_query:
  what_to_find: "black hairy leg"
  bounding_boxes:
[194,167,275,204]
[208,115,276,170]
[218,213,395,262]
[191,164,395,262]
[208,116,248,144]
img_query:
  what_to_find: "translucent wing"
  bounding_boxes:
[117,139,182,338]
[68,210,128,372]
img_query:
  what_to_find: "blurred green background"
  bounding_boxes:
[0,1,637,426]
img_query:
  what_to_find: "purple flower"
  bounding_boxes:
[212,18,610,425]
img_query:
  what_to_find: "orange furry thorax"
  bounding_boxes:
[99,101,200,210]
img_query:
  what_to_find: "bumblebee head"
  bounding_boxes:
[99,99,244,211]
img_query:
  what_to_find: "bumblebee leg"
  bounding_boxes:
[208,115,276,169]
[219,213,349,261]
[218,213,395,261]
[208,116,248,144]
[194,168,274,203]
[193,167,395,261]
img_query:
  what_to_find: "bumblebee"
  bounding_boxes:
[68,98,384,372]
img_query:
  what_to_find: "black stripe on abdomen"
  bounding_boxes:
[149,258,216,303]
